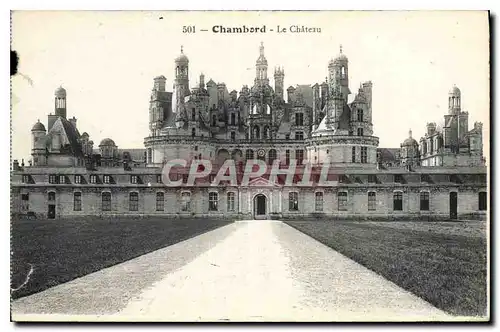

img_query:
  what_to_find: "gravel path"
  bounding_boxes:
[12,221,452,322]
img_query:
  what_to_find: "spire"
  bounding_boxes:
[260,42,264,57]
[409,129,412,138]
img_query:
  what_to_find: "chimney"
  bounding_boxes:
[69,116,77,130]
[12,160,19,171]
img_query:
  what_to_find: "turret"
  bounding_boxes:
[255,42,269,85]
[448,85,461,115]
[54,86,67,119]
[31,120,47,166]
[274,66,284,100]
[328,45,350,102]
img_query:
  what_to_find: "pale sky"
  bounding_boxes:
[10,11,489,162]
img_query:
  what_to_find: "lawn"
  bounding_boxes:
[285,220,488,317]
[11,218,232,300]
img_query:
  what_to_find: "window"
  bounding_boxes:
[295,131,304,140]
[420,192,430,211]
[295,113,304,126]
[191,128,196,137]
[74,175,82,184]
[394,174,403,183]
[393,192,403,211]
[22,175,29,183]
[357,128,364,136]
[227,192,235,212]
[209,192,218,211]
[348,130,353,136]
[289,192,299,211]
[357,109,364,122]
[212,114,217,126]
[129,192,139,211]
[21,193,29,211]
[246,150,254,160]
[268,149,277,165]
[361,147,368,163]
[192,108,196,121]
[181,192,191,212]
[479,192,487,211]
[285,134,290,140]
[421,174,430,183]
[103,175,111,184]
[156,192,164,211]
[49,175,57,184]
[231,113,236,125]
[147,148,152,164]
[351,147,356,163]
[315,192,323,212]
[295,150,304,165]
[338,192,348,211]
[74,192,82,211]
[131,175,138,184]
[368,192,376,211]
[231,131,236,141]
[368,175,377,184]
[90,175,97,184]
[157,174,162,183]
[101,192,111,211]
[48,192,56,202]
[285,150,290,165]
[59,175,65,184]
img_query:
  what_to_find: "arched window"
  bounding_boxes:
[393,191,403,211]
[253,125,260,139]
[212,114,217,126]
[156,192,164,211]
[192,128,196,137]
[315,192,323,212]
[101,192,111,211]
[341,66,346,78]
[357,109,363,122]
[289,192,299,211]
[209,192,218,211]
[129,192,139,211]
[268,149,277,165]
[231,113,236,125]
[227,192,235,212]
[181,192,191,212]
[231,131,236,141]
[420,192,430,211]
[191,108,196,121]
[73,192,82,211]
[246,149,254,160]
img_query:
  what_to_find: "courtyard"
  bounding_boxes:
[11,218,488,321]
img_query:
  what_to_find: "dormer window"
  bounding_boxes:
[59,175,66,184]
[90,175,97,184]
[75,175,82,184]
[103,175,111,184]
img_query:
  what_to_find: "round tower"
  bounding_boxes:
[31,120,47,166]
[328,45,350,102]
[173,46,190,115]
[54,86,67,119]
[400,129,420,168]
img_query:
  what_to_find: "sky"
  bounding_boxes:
[10,11,489,162]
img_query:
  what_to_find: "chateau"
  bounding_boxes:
[11,44,487,220]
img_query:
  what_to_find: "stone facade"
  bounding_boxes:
[11,44,488,220]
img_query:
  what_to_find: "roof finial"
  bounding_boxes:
[180,45,184,54]
[340,44,343,54]
[409,128,412,138]
[259,42,264,56]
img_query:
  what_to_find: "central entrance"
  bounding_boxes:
[253,194,267,219]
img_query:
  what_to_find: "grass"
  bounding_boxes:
[285,220,488,317]
[11,217,231,300]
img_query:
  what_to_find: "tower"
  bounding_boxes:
[54,86,67,119]
[255,42,269,85]
[173,46,190,116]
[448,85,461,115]
[274,67,284,100]
[31,120,47,166]
[149,75,167,135]
[328,45,350,102]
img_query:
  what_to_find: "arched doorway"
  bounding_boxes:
[253,194,267,219]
